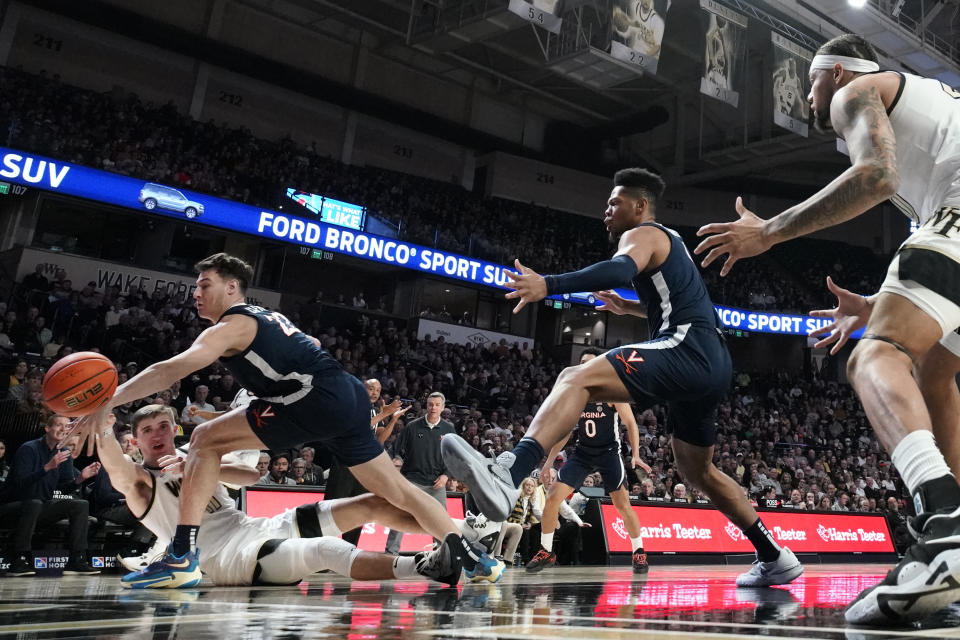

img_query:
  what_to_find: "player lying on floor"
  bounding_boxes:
[94,404,461,588]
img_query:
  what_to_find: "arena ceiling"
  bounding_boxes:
[228,0,958,196]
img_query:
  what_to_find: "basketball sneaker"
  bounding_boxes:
[632,551,649,574]
[460,511,502,554]
[736,547,803,587]
[119,538,167,572]
[845,537,960,625]
[441,434,519,522]
[525,548,557,573]
[121,545,202,589]
[907,505,960,543]
[414,534,462,586]
[464,552,504,584]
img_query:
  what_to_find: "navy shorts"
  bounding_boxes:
[605,326,732,447]
[557,447,626,493]
[244,372,383,466]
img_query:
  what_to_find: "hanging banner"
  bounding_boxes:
[609,0,669,74]
[508,0,565,34]
[698,0,747,108]
[772,33,812,137]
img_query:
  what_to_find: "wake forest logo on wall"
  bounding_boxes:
[698,0,747,108]
[771,33,812,137]
[608,0,669,74]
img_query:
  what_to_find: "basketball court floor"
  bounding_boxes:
[4,563,960,639]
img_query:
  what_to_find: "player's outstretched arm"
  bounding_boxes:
[158,454,260,487]
[695,77,898,276]
[614,403,650,473]
[93,414,152,510]
[808,276,875,355]
[594,290,647,318]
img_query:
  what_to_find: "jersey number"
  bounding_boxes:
[584,419,597,438]
[268,312,300,337]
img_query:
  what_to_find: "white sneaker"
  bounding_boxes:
[845,537,960,625]
[461,511,502,554]
[736,547,803,587]
[441,435,519,522]
[118,539,167,572]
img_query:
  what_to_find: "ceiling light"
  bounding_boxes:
[848,0,867,7]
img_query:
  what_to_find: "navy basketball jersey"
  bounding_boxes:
[218,304,341,404]
[575,402,620,453]
[631,222,720,339]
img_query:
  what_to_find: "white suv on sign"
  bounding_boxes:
[138,183,204,219]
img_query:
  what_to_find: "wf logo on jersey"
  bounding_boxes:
[612,517,629,540]
[614,350,644,375]
[725,522,745,541]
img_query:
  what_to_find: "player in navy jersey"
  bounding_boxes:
[71,252,502,588]
[442,168,802,587]
[526,348,653,574]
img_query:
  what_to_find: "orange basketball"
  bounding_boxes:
[42,351,118,416]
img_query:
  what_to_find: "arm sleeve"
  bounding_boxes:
[543,254,638,296]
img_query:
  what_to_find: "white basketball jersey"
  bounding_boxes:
[886,72,960,224]
[138,468,301,584]
[138,467,242,551]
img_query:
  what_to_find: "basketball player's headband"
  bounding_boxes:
[809,54,879,73]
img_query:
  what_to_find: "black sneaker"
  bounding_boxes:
[63,555,101,575]
[525,548,556,573]
[414,534,462,586]
[632,551,649,574]
[7,555,35,577]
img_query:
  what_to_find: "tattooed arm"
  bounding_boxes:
[694,74,900,276]
[764,80,899,243]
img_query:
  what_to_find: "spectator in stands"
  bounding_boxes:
[1,414,102,576]
[672,483,689,503]
[290,458,309,485]
[180,385,214,429]
[299,446,323,485]
[885,496,910,554]
[8,359,27,389]
[257,453,296,486]
[8,367,42,403]
[255,452,270,479]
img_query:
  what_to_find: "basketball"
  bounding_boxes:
[42,351,118,416]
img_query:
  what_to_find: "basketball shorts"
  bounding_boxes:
[243,371,382,466]
[605,325,732,447]
[558,447,626,493]
[879,209,960,356]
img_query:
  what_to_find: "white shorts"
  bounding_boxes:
[879,215,960,357]
[201,501,338,585]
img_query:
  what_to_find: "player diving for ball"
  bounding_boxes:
[94,404,459,588]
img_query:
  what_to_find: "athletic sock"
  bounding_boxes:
[456,533,481,571]
[630,536,644,554]
[172,525,199,557]
[392,555,418,579]
[743,519,780,563]
[509,437,545,487]
[891,430,960,514]
[541,532,554,553]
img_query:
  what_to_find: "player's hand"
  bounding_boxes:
[504,259,547,314]
[808,276,871,355]
[158,454,186,477]
[67,405,112,458]
[632,456,652,474]
[79,461,101,481]
[695,197,772,276]
[594,290,629,315]
[579,522,592,528]
[384,398,402,415]
[44,449,71,471]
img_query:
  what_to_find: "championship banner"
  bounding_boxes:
[508,0,565,34]
[609,0,669,74]
[698,0,747,108]
[772,33,812,137]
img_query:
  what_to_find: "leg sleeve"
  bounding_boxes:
[256,537,361,585]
